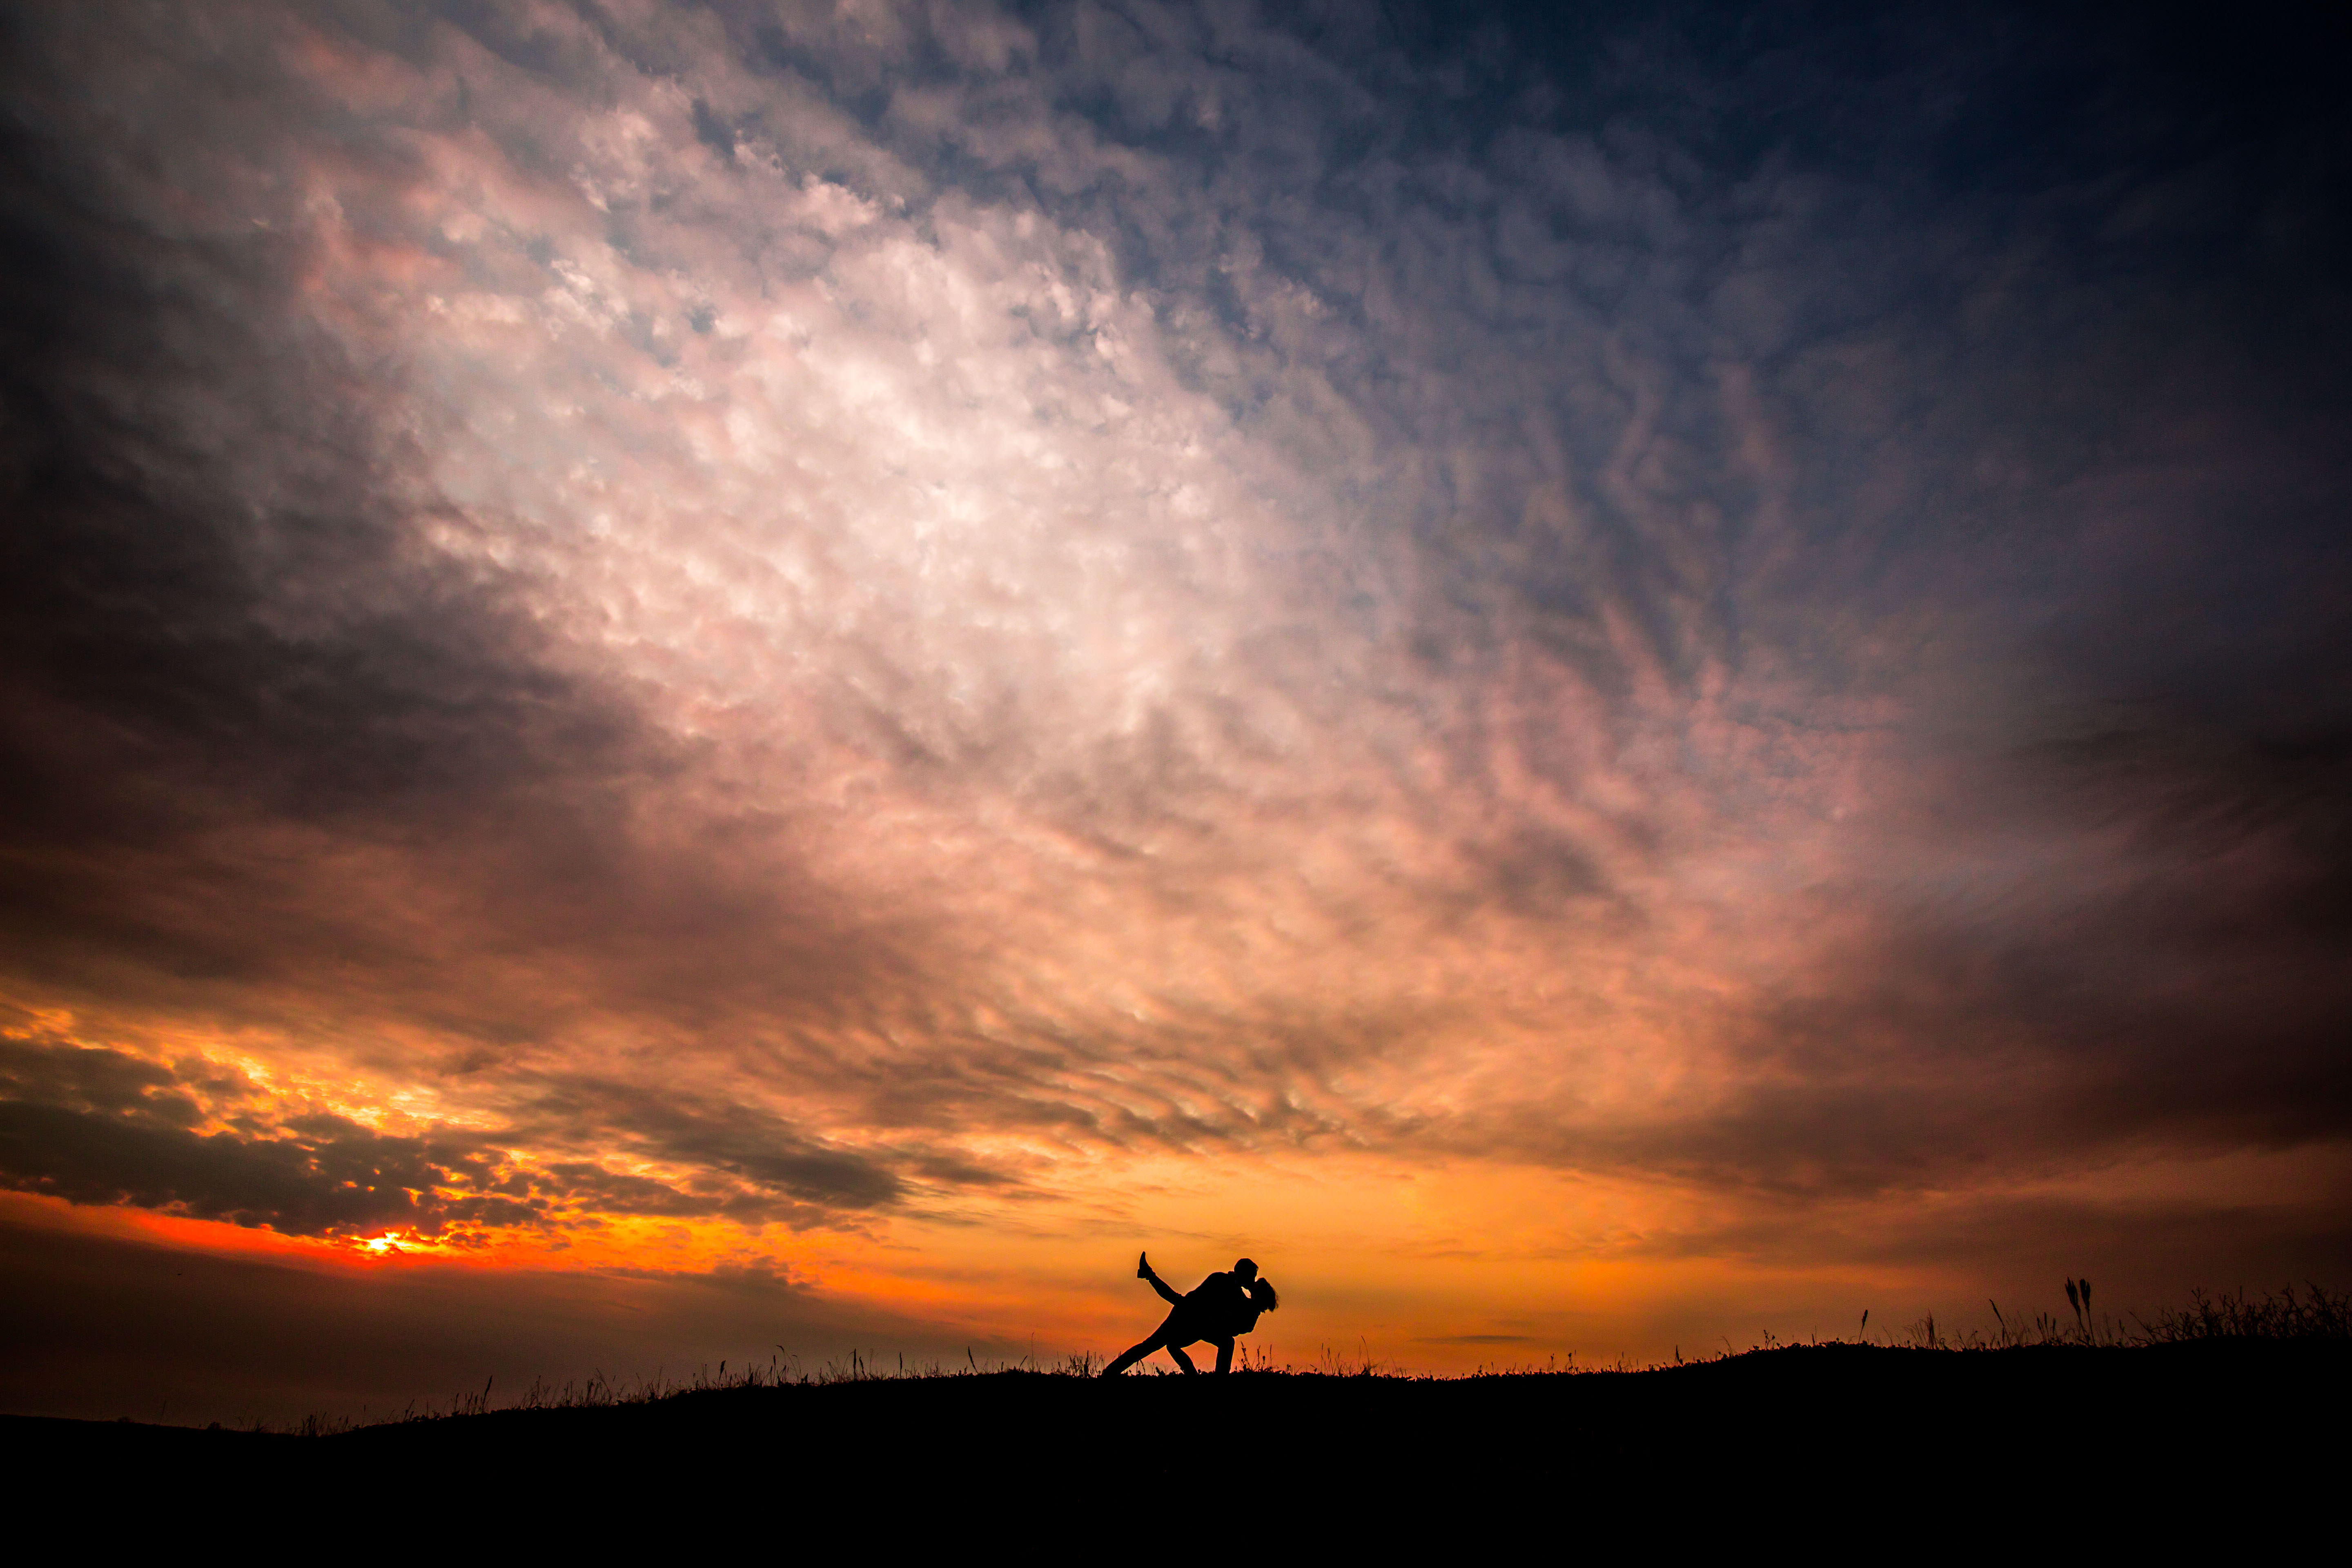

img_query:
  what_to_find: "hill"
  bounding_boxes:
[14,1337,2343,1537]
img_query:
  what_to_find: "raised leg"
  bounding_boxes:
[1138,1260,1185,1316]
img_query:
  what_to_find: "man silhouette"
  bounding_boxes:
[1100,1252,1278,1376]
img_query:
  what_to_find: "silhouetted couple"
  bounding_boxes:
[1101,1252,1279,1376]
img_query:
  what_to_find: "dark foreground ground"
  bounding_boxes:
[13,1341,2344,1539]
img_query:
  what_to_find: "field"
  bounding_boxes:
[13,1287,2346,1537]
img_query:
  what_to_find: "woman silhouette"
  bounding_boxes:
[1100,1252,1280,1376]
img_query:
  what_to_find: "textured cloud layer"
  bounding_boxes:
[1,1,2345,1377]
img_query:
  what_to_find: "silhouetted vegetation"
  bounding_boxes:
[8,1283,2342,1464]
[193,1282,2344,1436]
[11,1284,2343,1535]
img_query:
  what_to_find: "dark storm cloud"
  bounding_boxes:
[2025,715,2352,949]
[0,1037,524,1234]
[1438,704,2352,1194]
[0,1101,533,1234]
[0,1029,201,1121]
[0,10,615,980]
[0,1036,915,1233]
[1674,702,2352,1195]
[505,1077,909,1209]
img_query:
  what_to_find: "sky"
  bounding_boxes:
[2,0,2347,1423]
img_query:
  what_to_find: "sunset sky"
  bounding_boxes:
[3,1,2346,1423]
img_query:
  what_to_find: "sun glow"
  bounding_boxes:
[351,1230,463,1258]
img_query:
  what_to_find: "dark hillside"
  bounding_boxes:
[15,1339,2343,1535]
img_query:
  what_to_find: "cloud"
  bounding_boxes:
[0,1036,519,1234]
[0,1033,915,1236]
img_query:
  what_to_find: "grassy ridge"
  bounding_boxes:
[305,1279,2352,1431]
[14,1312,2344,1536]
[14,1286,2344,1432]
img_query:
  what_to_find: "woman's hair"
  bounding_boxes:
[1246,1276,1279,1313]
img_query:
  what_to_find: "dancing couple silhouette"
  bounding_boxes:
[1101,1252,1279,1376]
